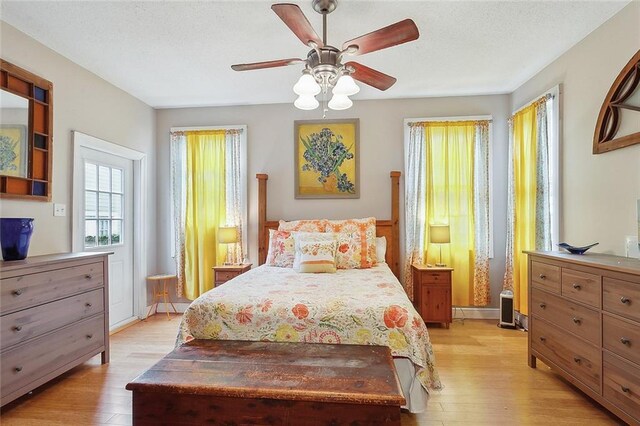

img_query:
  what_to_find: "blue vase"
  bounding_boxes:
[1,218,34,261]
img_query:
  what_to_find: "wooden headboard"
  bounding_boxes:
[257,171,401,279]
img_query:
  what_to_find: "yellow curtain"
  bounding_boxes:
[184,130,227,300]
[511,104,538,314]
[423,122,475,306]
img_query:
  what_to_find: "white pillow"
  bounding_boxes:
[292,232,336,270]
[376,236,387,263]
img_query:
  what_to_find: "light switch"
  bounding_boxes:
[53,203,66,217]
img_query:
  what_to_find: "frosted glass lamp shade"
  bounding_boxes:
[293,74,321,96]
[430,225,450,244]
[218,226,239,244]
[328,94,353,110]
[332,75,360,96]
[294,94,319,110]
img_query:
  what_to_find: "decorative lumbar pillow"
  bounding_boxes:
[326,217,377,268]
[292,232,336,270]
[265,229,295,268]
[278,219,328,233]
[376,236,387,263]
[295,239,337,273]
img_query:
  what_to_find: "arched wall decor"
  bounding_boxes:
[593,50,640,154]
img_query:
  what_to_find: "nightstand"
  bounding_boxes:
[412,264,453,329]
[213,264,252,287]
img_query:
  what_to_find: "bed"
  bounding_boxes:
[176,172,442,413]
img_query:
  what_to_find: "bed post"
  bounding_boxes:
[390,171,401,279]
[257,174,268,265]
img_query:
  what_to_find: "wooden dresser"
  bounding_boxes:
[412,264,453,328]
[527,251,640,425]
[0,252,110,406]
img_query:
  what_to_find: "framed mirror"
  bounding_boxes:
[0,59,53,201]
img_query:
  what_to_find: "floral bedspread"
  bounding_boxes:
[176,264,442,392]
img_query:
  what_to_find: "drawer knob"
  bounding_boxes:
[620,337,631,346]
[620,297,631,305]
[572,317,581,325]
[12,289,23,296]
[84,274,93,279]
[85,302,92,308]
[572,283,581,290]
[573,356,581,364]
[539,274,546,280]
[14,366,22,373]
[621,386,630,394]
[539,303,546,309]
[539,336,546,342]
[12,325,22,332]
[86,334,93,339]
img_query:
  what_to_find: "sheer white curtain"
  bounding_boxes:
[473,122,491,306]
[170,128,247,297]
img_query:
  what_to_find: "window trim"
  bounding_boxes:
[403,115,494,258]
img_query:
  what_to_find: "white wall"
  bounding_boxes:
[156,95,511,306]
[0,22,157,274]
[511,1,640,255]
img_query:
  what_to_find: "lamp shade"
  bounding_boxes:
[218,226,239,244]
[430,225,450,244]
[332,75,360,96]
[293,73,321,96]
[294,94,319,110]
[328,93,353,110]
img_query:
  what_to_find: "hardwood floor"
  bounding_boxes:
[1,316,622,425]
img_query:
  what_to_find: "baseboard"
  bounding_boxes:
[146,302,190,314]
[452,307,499,320]
[110,317,141,335]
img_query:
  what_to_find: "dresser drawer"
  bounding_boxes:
[1,262,104,314]
[420,271,450,284]
[603,351,640,421]
[531,261,561,294]
[531,288,600,346]
[603,314,640,366]
[1,314,105,398]
[603,277,640,323]
[215,271,238,283]
[531,318,601,393]
[561,268,601,308]
[1,289,104,349]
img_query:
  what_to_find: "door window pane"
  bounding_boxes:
[85,220,97,247]
[111,220,122,244]
[98,193,110,218]
[98,220,110,246]
[112,168,123,194]
[98,166,110,192]
[85,191,97,219]
[111,194,122,219]
[85,163,97,191]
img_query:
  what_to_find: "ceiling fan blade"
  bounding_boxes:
[342,19,419,56]
[345,62,397,91]
[272,3,323,47]
[231,58,304,71]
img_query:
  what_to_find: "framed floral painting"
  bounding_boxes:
[294,119,359,199]
[0,125,27,178]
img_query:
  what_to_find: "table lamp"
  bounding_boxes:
[218,226,239,265]
[430,224,450,267]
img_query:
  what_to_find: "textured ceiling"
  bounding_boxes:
[0,0,630,108]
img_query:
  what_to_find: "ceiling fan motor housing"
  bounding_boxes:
[307,46,342,87]
[312,0,337,14]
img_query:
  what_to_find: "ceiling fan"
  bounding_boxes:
[231,0,420,111]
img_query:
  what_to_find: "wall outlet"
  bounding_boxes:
[53,203,66,217]
[625,235,640,259]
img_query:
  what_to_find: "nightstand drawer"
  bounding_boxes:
[216,271,238,282]
[420,272,450,284]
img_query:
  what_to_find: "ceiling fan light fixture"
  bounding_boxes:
[293,73,321,95]
[332,75,360,96]
[294,94,319,110]
[328,93,352,110]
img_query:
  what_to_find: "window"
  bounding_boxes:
[404,117,493,306]
[84,162,123,248]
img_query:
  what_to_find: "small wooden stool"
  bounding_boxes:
[145,274,178,320]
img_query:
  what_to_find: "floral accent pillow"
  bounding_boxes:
[265,229,295,268]
[292,232,336,270]
[278,219,328,233]
[326,217,377,268]
[296,240,337,273]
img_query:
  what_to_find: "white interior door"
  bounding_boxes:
[77,147,134,328]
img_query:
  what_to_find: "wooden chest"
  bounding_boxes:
[527,251,640,425]
[0,252,111,406]
[126,340,405,425]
